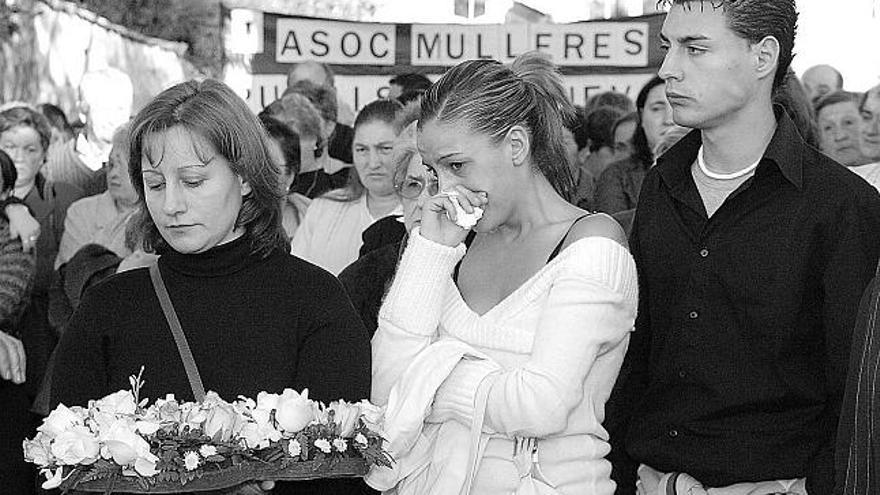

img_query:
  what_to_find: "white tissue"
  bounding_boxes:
[441,190,484,229]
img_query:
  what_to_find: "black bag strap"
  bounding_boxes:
[149,263,206,402]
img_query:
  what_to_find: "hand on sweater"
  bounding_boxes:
[420,185,487,247]
[0,331,25,383]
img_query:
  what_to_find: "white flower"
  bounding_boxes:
[203,401,244,442]
[328,400,360,437]
[199,445,217,458]
[39,405,82,439]
[93,390,137,416]
[100,418,158,472]
[275,389,314,434]
[184,451,200,471]
[134,457,160,477]
[23,433,54,467]
[357,400,384,432]
[255,391,280,412]
[238,419,282,450]
[40,467,72,490]
[333,438,348,453]
[50,426,100,466]
[288,439,301,457]
[354,433,368,447]
[135,420,162,436]
[314,438,332,454]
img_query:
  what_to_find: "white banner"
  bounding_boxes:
[275,18,396,65]
[409,22,648,66]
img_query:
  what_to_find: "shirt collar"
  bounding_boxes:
[656,105,805,191]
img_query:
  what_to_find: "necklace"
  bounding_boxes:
[697,146,761,180]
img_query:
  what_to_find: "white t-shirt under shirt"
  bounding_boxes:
[849,162,880,193]
[691,160,756,218]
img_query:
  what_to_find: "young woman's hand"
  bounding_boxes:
[419,185,487,247]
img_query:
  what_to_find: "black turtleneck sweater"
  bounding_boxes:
[50,235,371,493]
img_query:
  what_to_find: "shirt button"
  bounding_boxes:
[699,248,709,258]
[678,370,687,379]
[668,429,679,438]
[688,311,699,320]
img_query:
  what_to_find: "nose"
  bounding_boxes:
[658,50,681,83]
[435,170,458,193]
[161,181,186,216]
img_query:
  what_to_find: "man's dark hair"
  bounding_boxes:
[659,0,797,89]
[389,73,432,94]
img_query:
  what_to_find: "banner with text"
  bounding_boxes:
[222,7,666,113]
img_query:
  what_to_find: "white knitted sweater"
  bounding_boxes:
[371,229,638,494]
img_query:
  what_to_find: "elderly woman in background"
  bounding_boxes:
[0,149,39,492]
[291,99,404,275]
[50,79,370,495]
[55,123,138,269]
[339,102,430,336]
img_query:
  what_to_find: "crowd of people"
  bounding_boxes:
[2,0,880,494]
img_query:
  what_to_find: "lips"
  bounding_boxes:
[666,92,689,103]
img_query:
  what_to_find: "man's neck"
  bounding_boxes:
[700,101,777,174]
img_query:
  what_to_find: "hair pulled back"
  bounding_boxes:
[419,52,576,201]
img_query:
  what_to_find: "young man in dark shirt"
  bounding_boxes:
[614,1,880,493]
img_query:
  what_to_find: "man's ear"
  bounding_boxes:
[507,125,530,167]
[753,35,781,82]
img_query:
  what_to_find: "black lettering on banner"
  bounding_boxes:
[476,33,491,58]
[594,32,610,59]
[418,33,440,59]
[311,31,330,57]
[535,32,551,51]
[280,30,302,57]
[446,33,464,59]
[583,85,601,101]
[354,86,359,111]
[341,31,361,57]
[370,32,389,58]
[564,33,584,60]
[506,33,519,58]
[625,28,644,55]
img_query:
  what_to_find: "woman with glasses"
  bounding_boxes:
[339,103,434,336]
[291,99,404,275]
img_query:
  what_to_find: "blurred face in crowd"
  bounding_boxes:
[613,119,637,161]
[817,100,865,166]
[353,120,397,198]
[860,88,880,161]
[141,126,251,254]
[287,62,331,88]
[0,125,45,190]
[803,65,841,103]
[659,3,764,130]
[640,84,675,150]
[105,143,138,208]
[396,151,438,233]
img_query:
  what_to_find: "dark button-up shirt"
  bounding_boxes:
[622,108,880,493]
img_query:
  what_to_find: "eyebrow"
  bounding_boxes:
[659,32,711,44]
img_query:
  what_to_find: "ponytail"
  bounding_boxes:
[420,52,575,201]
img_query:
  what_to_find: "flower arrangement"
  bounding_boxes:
[23,369,390,492]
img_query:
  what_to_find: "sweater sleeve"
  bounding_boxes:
[430,238,638,438]
[370,229,465,406]
[0,231,35,330]
[292,273,372,405]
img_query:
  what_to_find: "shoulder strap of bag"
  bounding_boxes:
[149,263,206,402]
[461,368,499,495]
